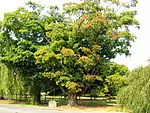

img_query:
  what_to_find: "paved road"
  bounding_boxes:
[0,104,125,113]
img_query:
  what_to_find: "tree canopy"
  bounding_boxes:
[35,0,138,106]
[0,0,138,106]
[0,1,62,104]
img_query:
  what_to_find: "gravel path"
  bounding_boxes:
[0,104,125,113]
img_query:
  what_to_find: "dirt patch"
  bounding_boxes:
[42,104,122,112]
[0,100,27,104]
[0,100,14,104]
[54,105,120,112]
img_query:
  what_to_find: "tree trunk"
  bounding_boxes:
[0,90,4,100]
[68,93,77,106]
[30,76,41,105]
[31,92,41,105]
[30,84,41,105]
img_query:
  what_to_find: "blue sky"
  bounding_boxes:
[0,0,149,70]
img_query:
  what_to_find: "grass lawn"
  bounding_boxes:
[0,97,128,112]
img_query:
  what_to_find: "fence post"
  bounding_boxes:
[15,94,17,100]
[44,94,46,104]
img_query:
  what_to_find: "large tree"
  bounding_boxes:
[0,2,62,104]
[35,0,139,106]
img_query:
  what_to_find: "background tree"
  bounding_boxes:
[0,2,63,104]
[105,73,127,96]
[118,66,150,113]
[92,62,129,96]
[0,63,8,99]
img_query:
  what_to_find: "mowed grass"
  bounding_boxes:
[43,96,117,106]
[42,97,125,112]
[0,96,127,112]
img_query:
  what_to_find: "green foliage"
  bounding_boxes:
[0,1,62,104]
[91,62,129,96]
[0,63,8,97]
[106,73,127,96]
[35,0,137,104]
[0,0,138,106]
[101,62,130,77]
[118,66,150,113]
[0,63,25,98]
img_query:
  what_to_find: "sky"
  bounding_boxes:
[0,0,149,70]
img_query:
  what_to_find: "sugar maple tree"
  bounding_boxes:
[35,0,139,106]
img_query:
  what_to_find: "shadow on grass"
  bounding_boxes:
[45,98,117,108]
[10,100,29,104]
[1,97,117,108]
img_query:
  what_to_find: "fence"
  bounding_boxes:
[1,93,116,106]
